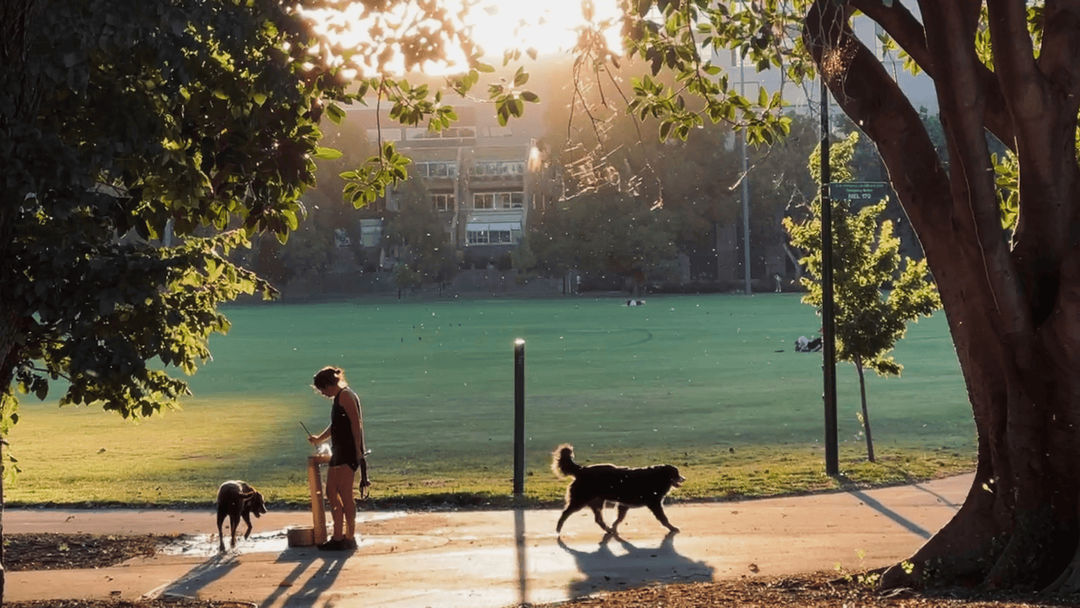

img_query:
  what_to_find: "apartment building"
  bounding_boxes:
[348,101,547,268]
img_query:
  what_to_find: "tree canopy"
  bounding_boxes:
[0,0,533,423]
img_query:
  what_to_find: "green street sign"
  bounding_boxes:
[829,181,890,201]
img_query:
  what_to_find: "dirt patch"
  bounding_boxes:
[4,533,1075,608]
[536,573,1076,607]
[5,533,249,607]
[5,533,172,571]
[8,601,253,608]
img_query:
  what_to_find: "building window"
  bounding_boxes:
[466,222,519,245]
[472,161,525,176]
[405,127,476,140]
[466,229,513,245]
[414,162,458,178]
[367,128,402,142]
[473,191,523,209]
[504,192,524,209]
[432,193,454,211]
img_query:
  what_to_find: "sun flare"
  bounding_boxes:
[466,0,623,58]
[304,0,623,77]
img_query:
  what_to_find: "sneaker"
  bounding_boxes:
[317,538,345,551]
[342,537,358,550]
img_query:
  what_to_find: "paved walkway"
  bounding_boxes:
[6,474,972,607]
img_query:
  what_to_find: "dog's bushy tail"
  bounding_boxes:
[551,444,581,478]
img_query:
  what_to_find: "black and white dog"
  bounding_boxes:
[216,480,267,551]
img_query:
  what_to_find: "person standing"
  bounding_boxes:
[308,366,368,551]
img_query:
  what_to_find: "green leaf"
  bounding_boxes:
[326,103,346,125]
[659,120,672,141]
[513,67,529,87]
[313,147,343,160]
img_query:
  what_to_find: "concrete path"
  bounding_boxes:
[6,474,972,607]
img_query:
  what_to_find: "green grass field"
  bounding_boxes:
[8,293,976,507]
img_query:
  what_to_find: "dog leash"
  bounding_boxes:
[359,449,373,500]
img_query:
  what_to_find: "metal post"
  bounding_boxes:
[513,339,526,496]
[820,77,839,476]
[739,56,752,295]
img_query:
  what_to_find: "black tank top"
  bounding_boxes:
[330,388,359,468]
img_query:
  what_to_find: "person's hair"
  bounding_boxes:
[313,366,345,390]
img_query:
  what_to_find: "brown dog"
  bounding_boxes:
[552,444,684,536]
[216,480,267,551]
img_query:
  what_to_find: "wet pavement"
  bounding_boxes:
[6,474,972,607]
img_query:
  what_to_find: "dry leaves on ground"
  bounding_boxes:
[5,533,171,571]
[536,573,1078,608]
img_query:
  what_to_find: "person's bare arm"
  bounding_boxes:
[308,424,332,445]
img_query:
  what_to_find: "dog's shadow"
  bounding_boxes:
[558,531,714,598]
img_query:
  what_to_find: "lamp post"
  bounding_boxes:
[820,77,838,476]
[513,339,526,497]
[739,55,752,295]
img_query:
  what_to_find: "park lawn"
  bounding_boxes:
[6,293,976,508]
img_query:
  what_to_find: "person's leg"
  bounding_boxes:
[326,465,350,541]
[341,469,357,541]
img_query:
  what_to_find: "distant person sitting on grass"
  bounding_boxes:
[308,366,370,551]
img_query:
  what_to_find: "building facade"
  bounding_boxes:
[348,102,545,268]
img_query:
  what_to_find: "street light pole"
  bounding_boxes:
[820,76,838,476]
[513,339,526,497]
[739,56,752,295]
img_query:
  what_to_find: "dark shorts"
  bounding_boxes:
[329,453,359,472]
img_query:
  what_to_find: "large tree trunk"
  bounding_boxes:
[0,321,22,604]
[0,1,37,601]
[806,0,1080,592]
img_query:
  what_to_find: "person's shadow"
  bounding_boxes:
[261,548,349,606]
[162,546,349,605]
[558,531,714,598]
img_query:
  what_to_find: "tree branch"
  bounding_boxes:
[919,2,1034,342]
[1038,0,1080,112]
[986,0,1042,98]
[986,0,1077,323]
[804,0,951,231]
[854,0,1015,147]
[851,0,933,72]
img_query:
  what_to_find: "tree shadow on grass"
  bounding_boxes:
[557,531,714,599]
